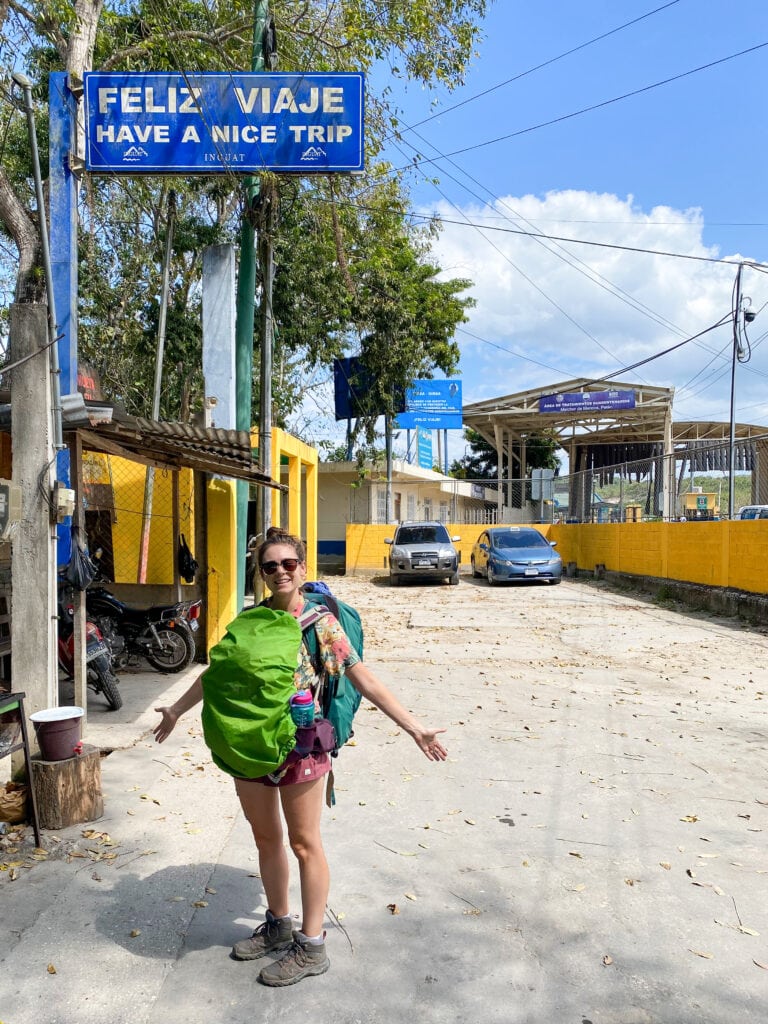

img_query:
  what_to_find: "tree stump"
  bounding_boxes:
[31,743,103,829]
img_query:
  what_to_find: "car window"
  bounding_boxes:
[491,530,548,549]
[396,525,450,544]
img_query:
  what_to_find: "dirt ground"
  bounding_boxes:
[4,570,768,1024]
[321,571,768,1023]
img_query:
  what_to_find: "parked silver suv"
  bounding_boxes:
[385,521,461,586]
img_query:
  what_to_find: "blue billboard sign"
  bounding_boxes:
[83,72,364,174]
[417,429,433,470]
[333,357,405,421]
[538,389,636,414]
[396,380,462,430]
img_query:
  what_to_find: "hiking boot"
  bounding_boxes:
[258,932,330,987]
[231,911,294,961]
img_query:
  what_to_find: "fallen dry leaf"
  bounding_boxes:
[680,815,699,823]
[753,960,768,970]
[47,963,57,974]
[404,893,417,901]
[659,862,672,870]
[192,900,208,908]
[569,851,583,859]
[387,903,400,915]
[602,955,613,966]
[129,929,141,938]
[689,949,713,959]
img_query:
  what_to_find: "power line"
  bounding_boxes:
[388,0,683,138]
[394,39,768,170]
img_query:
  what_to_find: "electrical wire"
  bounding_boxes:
[386,0,683,139]
[393,39,768,171]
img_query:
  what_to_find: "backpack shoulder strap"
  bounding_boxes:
[297,604,331,678]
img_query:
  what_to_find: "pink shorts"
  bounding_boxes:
[253,752,331,788]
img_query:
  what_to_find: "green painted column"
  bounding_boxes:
[235,0,270,608]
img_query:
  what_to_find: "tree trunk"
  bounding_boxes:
[0,170,42,303]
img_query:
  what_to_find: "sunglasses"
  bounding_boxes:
[260,558,300,574]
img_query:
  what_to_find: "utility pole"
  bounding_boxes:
[138,190,175,582]
[235,0,273,606]
[727,263,758,519]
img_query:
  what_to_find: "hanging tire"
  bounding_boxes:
[91,659,123,711]
[145,624,196,673]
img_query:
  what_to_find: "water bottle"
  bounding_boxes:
[289,689,315,727]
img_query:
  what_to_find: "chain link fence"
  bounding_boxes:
[81,449,196,584]
[349,435,768,526]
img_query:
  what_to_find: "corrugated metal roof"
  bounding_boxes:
[70,411,283,489]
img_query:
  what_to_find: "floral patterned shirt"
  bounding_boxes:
[294,603,360,709]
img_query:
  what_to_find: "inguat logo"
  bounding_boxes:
[123,145,149,162]
[300,145,327,162]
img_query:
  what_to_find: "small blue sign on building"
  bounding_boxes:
[538,390,635,414]
[396,380,462,430]
[84,72,364,174]
[417,429,433,470]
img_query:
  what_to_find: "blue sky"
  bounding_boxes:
[352,0,768,463]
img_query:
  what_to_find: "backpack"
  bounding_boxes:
[200,607,300,779]
[300,584,364,755]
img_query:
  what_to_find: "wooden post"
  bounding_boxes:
[31,743,103,829]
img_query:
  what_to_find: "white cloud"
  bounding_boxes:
[424,190,768,428]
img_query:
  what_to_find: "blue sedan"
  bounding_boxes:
[471,527,562,586]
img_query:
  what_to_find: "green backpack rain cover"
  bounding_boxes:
[201,607,300,779]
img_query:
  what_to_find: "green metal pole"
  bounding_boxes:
[235,0,269,608]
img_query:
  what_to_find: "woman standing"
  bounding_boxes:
[154,527,447,987]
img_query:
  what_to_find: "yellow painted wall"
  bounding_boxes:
[251,426,319,580]
[345,523,553,574]
[107,460,194,585]
[346,520,768,597]
[206,478,237,647]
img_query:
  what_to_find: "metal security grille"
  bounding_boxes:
[82,449,195,584]
[343,434,768,525]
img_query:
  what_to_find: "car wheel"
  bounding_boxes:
[486,563,497,587]
[449,571,459,586]
[471,557,481,579]
[549,577,562,585]
[390,574,400,587]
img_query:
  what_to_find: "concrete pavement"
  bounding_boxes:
[2,575,768,1023]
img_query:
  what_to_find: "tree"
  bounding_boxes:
[451,428,562,480]
[0,0,488,422]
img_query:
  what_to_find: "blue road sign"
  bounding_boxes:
[84,72,364,174]
[539,389,635,413]
[396,380,462,429]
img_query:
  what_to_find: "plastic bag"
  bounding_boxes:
[0,781,27,824]
[177,533,199,583]
[66,525,97,591]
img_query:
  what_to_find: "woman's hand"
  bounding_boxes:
[410,726,448,761]
[153,706,179,744]
[152,674,204,744]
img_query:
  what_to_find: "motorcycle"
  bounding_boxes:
[85,560,201,674]
[58,584,123,711]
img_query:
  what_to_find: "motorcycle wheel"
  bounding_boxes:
[145,624,196,673]
[90,658,123,711]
